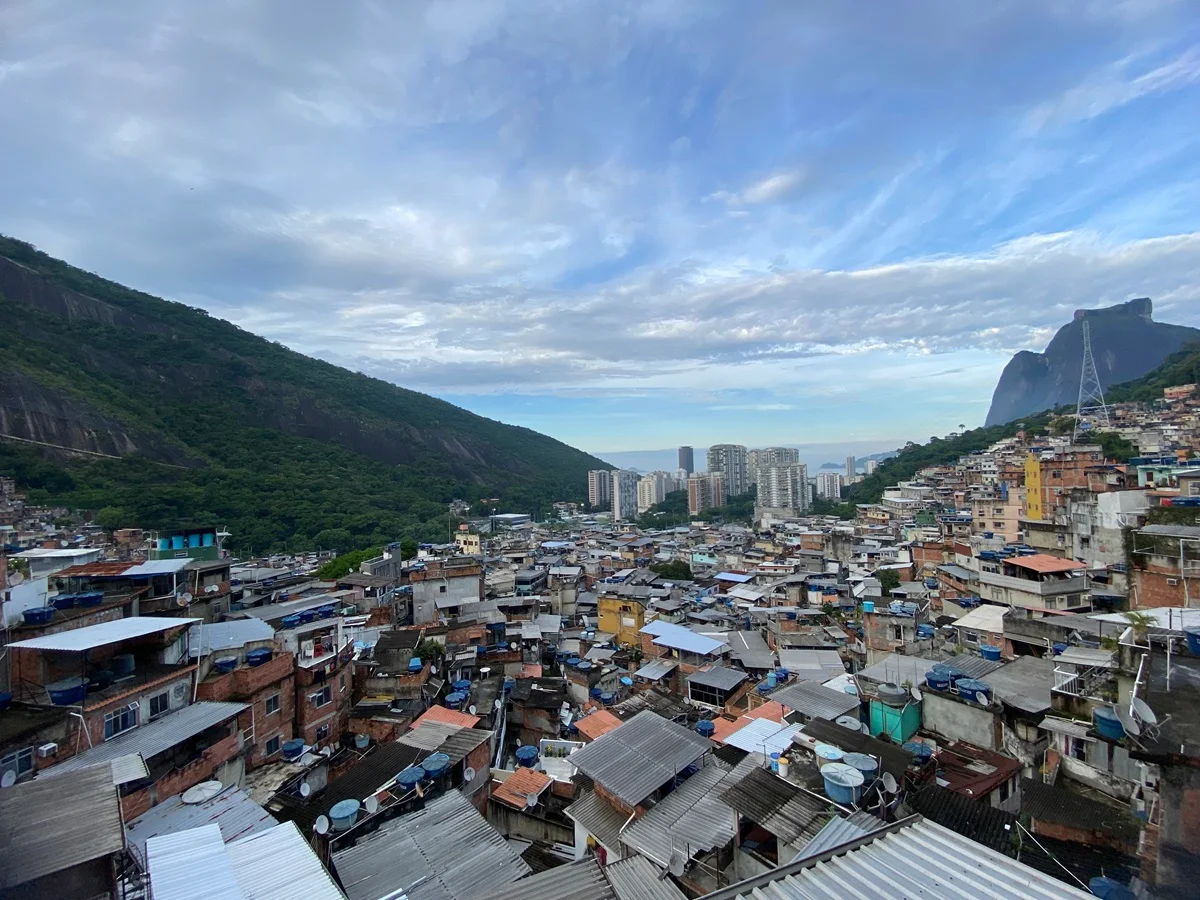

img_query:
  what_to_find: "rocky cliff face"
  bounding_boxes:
[984,298,1200,426]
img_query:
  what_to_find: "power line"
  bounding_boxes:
[1074,319,1110,441]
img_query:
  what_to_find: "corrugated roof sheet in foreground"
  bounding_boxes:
[604,855,688,900]
[565,789,630,851]
[696,816,1093,900]
[7,615,201,651]
[568,710,713,807]
[226,819,345,900]
[769,680,859,721]
[46,701,248,774]
[126,784,273,861]
[473,858,615,900]
[0,764,124,890]
[331,789,529,900]
[621,760,738,867]
[147,822,241,900]
[720,765,832,847]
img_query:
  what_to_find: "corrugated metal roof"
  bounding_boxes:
[565,789,629,851]
[397,721,491,765]
[855,652,934,686]
[951,604,1007,633]
[687,666,749,691]
[776,650,845,682]
[126,784,273,861]
[699,816,1093,900]
[226,820,345,900]
[634,658,679,680]
[146,822,241,900]
[604,855,688,900]
[983,655,1055,714]
[40,751,151,786]
[903,784,1015,854]
[1020,778,1141,843]
[567,710,713,807]
[726,630,776,670]
[723,719,803,756]
[123,559,192,576]
[190,619,276,657]
[720,765,832,847]
[0,764,125,890]
[332,790,529,900]
[45,701,247,774]
[8,615,201,651]
[1056,646,1116,668]
[620,762,738,867]
[1140,523,1200,539]
[770,681,859,721]
[473,858,615,900]
[641,620,726,655]
[790,811,883,862]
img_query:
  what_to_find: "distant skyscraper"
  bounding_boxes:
[587,470,612,508]
[637,471,673,513]
[752,447,800,485]
[687,473,725,515]
[708,444,749,497]
[611,470,640,521]
[864,459,878,475]
[817,471,844,501]
[845,456,857,479]
[678,446,695,475]
[759,463,809,510]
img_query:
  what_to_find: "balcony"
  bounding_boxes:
[978,571,1087,597]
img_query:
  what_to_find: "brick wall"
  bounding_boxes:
[1133,564,1191,609]
[349,715,407,744]
[1031,818,1137,855]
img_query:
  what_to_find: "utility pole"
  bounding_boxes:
[1073,320,1111,442]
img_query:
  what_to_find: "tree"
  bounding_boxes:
[315,546,381,580]
[312,528,354,553]
[876,568,901,593]
[650,559,693,580]
[1091,431,1138,463]
[400,537,419,560]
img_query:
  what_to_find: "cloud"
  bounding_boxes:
[1,1,1199,449]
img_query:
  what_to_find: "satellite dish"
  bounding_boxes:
[468,705,477,716]
[525,793,539,808]
[1117,706,1141,737]
[300,781,311,797]
[364,796,379,814]
[860,722,870,734]
[176,595,189,608]
[463,767,476,782]
[1132,697,1158,726]
[182,592,193,603]
[1,771,16,789]
[314,816,330,835]
[430,665,437,675]
[911,686,923,703]
[494,699,502,711]
[667,848,687,877]
[181,781,223,804]
[975,691,989,706]
[510,642,518,651]
[320,746,333,757]
[882,772,898,793]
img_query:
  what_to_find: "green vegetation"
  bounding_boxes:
[315,547,382,580]
[649,559,692,580]
[0,236,610,552]
[1107,342,1200,403]
[876,568,901,592]
[1089,431,1138,462]
[637,487,758,528]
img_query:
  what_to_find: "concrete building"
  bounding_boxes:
[587,469,612,509]
[678,445,695,475]
[688,473,725,515]
[758,463,809,511]
[816,471,844,501]
[411,556,484,624]
[708,444,749,497]
[1023,446,1104,522]
[846,455,857,479]
[750,447,800,486]
[864,459,879,475]
[611,470,640,521]
[637,473,665,513]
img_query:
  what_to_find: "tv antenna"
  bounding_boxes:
[1073,320,1111,441]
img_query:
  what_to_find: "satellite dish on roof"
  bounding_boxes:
[974,691,989,707]
[882,772,898,793]
[667,848,687,877]
[314,816,330,835]
[1,771,16,789]
[463,767,476,783]
[494,699,502,711]
[364,796,379,814]
[468,705,477,716]
[431,665,437,675]
[321,746,333,757]
[299,781,311,797]
[860,722,870,734]
[510,642,518,651]
[910,686,923,703]
[1116,706,1141,737]
[182,781,223,804]
[525,792,539,808]
[1132,696,1158,726]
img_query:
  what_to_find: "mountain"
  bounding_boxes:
[984,298,1200,426]
[0,236,608,551]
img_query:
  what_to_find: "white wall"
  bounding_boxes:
[2,577,49,626]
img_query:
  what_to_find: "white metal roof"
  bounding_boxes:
[123,559,192,576]
[634,658,679,680]
[126,785,273,862]
[190,619,276,657]
[951,604,1007,634]
[723,719,803,755]
[147,823,242,900]
[13,547,100,559]
[8,616,201,651]
[641,620,726,655]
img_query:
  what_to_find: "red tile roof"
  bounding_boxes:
[414,705,481,729]
[493,766,553,809]
[575,710,622,742]
[1006,554,1085,574]
[710,701,787,745]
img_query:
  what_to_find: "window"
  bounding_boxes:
[265,693,280,716]
[964,631,979,646]
[1067,736,1086,761]
[104,703,139,740]
[149,691,171,719]
[1044,598,1058,609]
[310,686,332,708]
[999,778,1011,802]
[439,584,447,593]
[316,724,330,742]
[265,735,281,756]
[339,675,346,691]
[1067,595,1082,607]
[0,747,33,781]
[891,624,904,641]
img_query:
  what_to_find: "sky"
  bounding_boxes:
[3,2,1200,456]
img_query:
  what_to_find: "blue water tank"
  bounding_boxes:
[843,752,879,782]
[515,745,540,768]
[213,656,238,674]
[397,766,426,790]
[409,656,423,673]
[329,799,360,831]
[696,720,716,738]
[52,594,77,610]
[22,606,56,626]
[620,676,633,687]
[281,614,302,629]
[601,692,614,705]
[445,691,467,709]
[576,661,593,672]
[318,605,336,619]
[202,532,215,547]
[453,679,472,694]
[78,591,104,607]
[821,762,865,804]
[0,692,11,713]
[776,667,790,681]
[421,752,451,779]
[902,741,934,764]
[246,648,273,667]
[766,672,778,689]
[1185,627,1200,657]
[814,743,844,764]
[925,670,951,691]
[590,687,603,699]
[299,609,316,624]
[504,676,516,694]
[158,538,169,551]
[1093,706,1126,741]
[566,657,581,668]
[956,679,991,705]
[863,601,875,613]
[1089,877,1136,900]
[980,645,1002,661]
[171,535,184,550]
[757,683,772,694]
[188,533,201,548]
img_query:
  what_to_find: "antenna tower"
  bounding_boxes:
[1073,319,1110,441]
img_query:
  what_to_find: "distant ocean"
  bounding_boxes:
[594,441,898,474]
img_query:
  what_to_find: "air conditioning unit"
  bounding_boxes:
[1167,578,1179,586]
[301,640,315,659]
[37,743,58,758]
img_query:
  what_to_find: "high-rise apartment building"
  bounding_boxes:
[611,470,640,521]
[816,471,844,501]
[845,456,857,479]
[707,444,749,497]
[751,447,800,485]
[637,471,675,513]
[587,469,612,508]
[688,473,726,515]
[678,446,695,475]
[864,459,878,475]
[759,463,809,510]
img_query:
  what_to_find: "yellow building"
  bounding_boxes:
[1023,453,1043,522]
[597,595,646,647]
[454,531,481,554]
